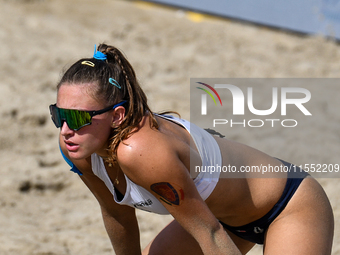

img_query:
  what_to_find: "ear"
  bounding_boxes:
[111,106,125,127]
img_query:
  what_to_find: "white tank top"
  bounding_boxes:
[91,115,222,214]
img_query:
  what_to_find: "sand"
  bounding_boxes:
[0,0,339,254]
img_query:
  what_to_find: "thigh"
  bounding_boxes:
[142,220,255,255]
[263,177,334,255]
[142,220,203,255]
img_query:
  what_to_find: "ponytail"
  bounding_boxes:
[98,44,158,164]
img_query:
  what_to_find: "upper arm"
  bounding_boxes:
[118,134,221,240]
[58,137,141,254]
[80,172,135,217]
[79,173,141,255]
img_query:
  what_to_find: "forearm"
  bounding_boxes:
[196,223,242,255]
[102,208,141,255]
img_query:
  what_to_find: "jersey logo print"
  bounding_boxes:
[254,226,264,234]
[236,230,247,233]
[133,199,153,208]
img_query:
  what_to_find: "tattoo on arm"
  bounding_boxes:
[150,182,184,206]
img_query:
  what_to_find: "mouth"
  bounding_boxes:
[64,140,80,152]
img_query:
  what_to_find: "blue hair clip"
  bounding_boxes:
[93,44,107,60]
[109,78,121,89]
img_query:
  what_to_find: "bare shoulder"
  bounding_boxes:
[117,125,174,169]
[116,115,190,183]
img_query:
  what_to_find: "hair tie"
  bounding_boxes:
[93,44,107,60]
[109,78,121,89]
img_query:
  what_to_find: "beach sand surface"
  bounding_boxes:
[0,0,339,254]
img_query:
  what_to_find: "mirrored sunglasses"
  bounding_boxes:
[49,101,126,131]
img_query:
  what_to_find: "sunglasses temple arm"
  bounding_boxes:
[92,100,127,116]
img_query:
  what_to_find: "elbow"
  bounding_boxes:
[211,222,226,245]
[210,220,224,236]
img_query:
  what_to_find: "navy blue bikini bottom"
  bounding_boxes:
[219,159,309,244]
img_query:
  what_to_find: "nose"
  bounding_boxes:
[60,121,74,136]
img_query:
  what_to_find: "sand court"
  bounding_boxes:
[0,0,339,254]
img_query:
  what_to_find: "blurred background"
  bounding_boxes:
[0,0,339,254]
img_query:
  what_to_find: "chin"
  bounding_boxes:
[67,150,90,161]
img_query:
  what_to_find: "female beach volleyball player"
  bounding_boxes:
[49,44,334,255]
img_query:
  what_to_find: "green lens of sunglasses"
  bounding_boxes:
[49,105,92,130]
[60,108,92,130]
